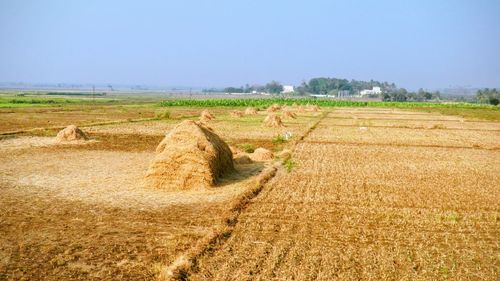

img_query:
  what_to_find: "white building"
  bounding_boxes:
[282,85,294,94]
[360,86,382,96]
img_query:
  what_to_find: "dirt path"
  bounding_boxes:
[187,109,500,280]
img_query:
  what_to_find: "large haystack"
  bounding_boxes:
[200,109,215,123]
[56,125,88,142]
[250,148,274,161]
[146,120,234,191]
[263,114,285,127]
[230,110,243,118]
[244,107,257,115]
[282,111,297,119]
[266,104,281,112]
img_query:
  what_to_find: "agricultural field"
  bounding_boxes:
[0,99,498,280]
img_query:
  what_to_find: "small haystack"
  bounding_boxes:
[266,104,281,112]
[282,111,297,119]
[200,109,215,123]
[146,120,234,191]
[56,125,88,142]
[277,149,292,161]
[234,153,253,164]
[250,147,274,161]
[230,110,243,118]
[244,107,258,115]
[263,114,285,127]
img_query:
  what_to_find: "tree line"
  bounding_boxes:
[207,77,499,105]
[295,77,397,96]
[221,81,284,94]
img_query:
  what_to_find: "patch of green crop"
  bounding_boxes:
[158,98,497,109]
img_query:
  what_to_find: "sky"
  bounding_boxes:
[0,0,499,90]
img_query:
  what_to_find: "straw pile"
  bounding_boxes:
[277,149,292,161]
[145,120,234,191]
[244,107,257,115]
[263,114,284,127]
[282,111,297,119]
[266,104,281,112]
[200,109,215,123]
[250,148,274,161]
[56,125,88,142]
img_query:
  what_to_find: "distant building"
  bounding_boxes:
[360,86,382,96]
[282,85,294,94]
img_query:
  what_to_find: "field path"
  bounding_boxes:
[187,109,500,280]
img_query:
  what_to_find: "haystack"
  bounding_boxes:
[56,125,88,142]
[146,120,234,191]
[266,104,281,112]
[244,107,257,115]
[263,114,285,127]
[277,149,292,161]
[282,111,297,119]
[250,147,274,161]
[200,109,215,123]
[234,153,253,164]
[230,110,243,118]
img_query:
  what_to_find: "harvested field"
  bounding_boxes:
[0,144,268,280]
[0,105,498,280]
[188,109,500,280]
[320,117,500,131]
[0,105,201,134]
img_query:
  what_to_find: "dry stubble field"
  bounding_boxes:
[0,105,499,280]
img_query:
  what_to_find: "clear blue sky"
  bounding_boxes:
[1,0,499,90]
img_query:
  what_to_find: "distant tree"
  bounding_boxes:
[224,87,244,93]
[265,81,284,94]
[476,88,499,105]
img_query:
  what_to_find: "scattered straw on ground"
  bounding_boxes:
[230,110,243,118]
